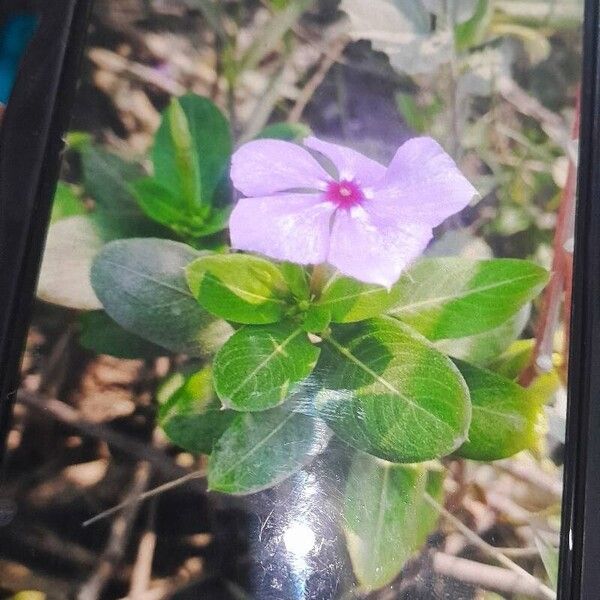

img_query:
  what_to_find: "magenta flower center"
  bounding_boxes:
[325,179,365,209]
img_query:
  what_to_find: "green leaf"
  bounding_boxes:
[487,338,535,380]
[213,322,319,411]
[51,182,85,223]
[256,122,312,141]
[186,254,292,324]
[314,318,471,463]
[132,178,209,237]
[344,454,428,591]
[37,215,110,310]
[388,258,548,341]
[81,146,142,219]
[91,238,232,356]
[416,467,444,544]
[158,367,235,455]
[208,406,329,494]
[80,311,166,359]
[153,94,231,208]
[317,274,400,323]
[39,161,172,310]
[80,145,167,238]
[39,149,176,311]
[302,305,331,333]
[455,0,492,51]
[65,131,92,150]
[192,203,232,238]
[396,92,443,135]
[454,360,542,461]
[161,98,204,214]
[267,0,292,10]
[434,305,530,365]
[280,262,310,301]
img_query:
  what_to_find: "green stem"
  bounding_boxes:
[440,0,462,161]
[309,264,329,298]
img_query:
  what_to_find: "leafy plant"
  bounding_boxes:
[41,92,550,591]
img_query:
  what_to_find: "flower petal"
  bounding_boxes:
[375,137,478,227]
[230,194,336,265]
[231,140,330,197]
[327,205,432,288]
[304,136,386,187]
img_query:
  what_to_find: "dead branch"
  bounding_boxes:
[287,38,348,123]
[83,470,205,527]
[433,552,553,599]
[495,458,563,500]
[426,493,556,600]
[128,499,158,599]
[88,48,186,96]
[17,391,205,493]
[499,78,573,159]
[78,462,152,600]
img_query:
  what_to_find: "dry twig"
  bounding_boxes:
[78,462,152,600]
[88,48,187,96]
[128,499,158,599]
[287,38,348,123]
[425,493,556,600]
[17,391,204,491]
[495,458,563,500]
[84,470,205,527]
[433,552,553,599]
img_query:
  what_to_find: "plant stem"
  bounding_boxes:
[237,0,313,74]
[288,39,347,123]
[309,264,329,298]
[440,0,462,161]
[519,91,580,386]
[78,462,152,600]
[83,470,206,527]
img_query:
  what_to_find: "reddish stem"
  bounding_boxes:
[519,90,580,386]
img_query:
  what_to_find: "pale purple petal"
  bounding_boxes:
[231,140,330,197]
[230,194,336,264]
[374,137,478,227]
[327,204,433,288]
[304,136,386,187]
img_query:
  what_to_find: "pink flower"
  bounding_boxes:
[229,136,477,288]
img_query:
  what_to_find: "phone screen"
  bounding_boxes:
[0,1,584,599]
[0,13,37,122]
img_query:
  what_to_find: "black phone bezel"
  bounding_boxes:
[0,0,93,450]
[558,1,600,599]
[0,1,599,598]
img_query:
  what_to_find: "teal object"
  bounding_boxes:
[0,14,38,105]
